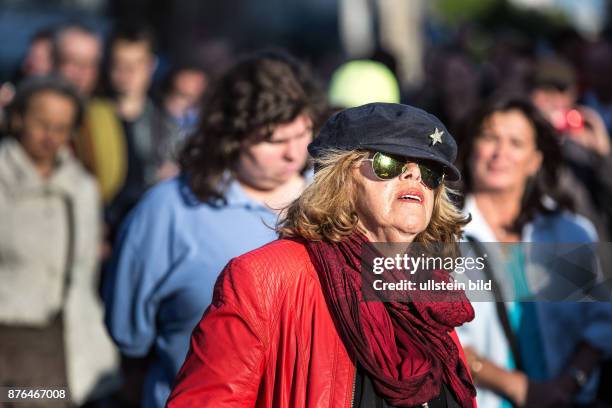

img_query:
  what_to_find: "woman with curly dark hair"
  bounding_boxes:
[103,50,327,408]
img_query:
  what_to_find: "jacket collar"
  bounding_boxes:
[0,138,79,197]
[179,168,313,211]
[224,168,314,210]
[177,172,271,211]
[463,194,534,242]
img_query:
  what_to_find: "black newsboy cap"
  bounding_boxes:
[308,102,461,181]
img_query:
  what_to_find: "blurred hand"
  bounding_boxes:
[462,346,529,406]
[463,346,481,379]
[505,370,529,407]
[0,82,15,108]
[463,346,477,362]
[571,106,610,156]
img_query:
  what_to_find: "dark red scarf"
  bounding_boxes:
[305,232,476,407]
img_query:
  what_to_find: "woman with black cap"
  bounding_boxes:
[167,103,477,408]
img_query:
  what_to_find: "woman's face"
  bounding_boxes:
[17,91,76,165]
[470,110,542,194]
[353,157,436,243]
[236,114,312,190]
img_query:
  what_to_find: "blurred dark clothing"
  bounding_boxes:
[74,98,179,242]
[584,91,612,135]
[104,99,179,241]
[354,364,462,408]
[559,138,612,241]
[103,118,146,239]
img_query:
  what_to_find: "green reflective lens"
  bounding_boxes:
[372,152,406,179]
[370,152,444,189]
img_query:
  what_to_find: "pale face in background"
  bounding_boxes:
[531,87,575,129]
[470,110,543,195]
[354,159,435,243]
[17,91,76,166]
[56,30,102,97]
[110,40,155,97]
[164,69,207,119]
[22,38,53,77]
[235,114,312,191]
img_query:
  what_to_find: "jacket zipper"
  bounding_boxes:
[350,370,356,408]
[349,355,357,408]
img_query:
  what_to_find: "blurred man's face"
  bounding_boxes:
[164,69,207,119]
[56,30,101,97]
[236,114,312,191]
[531,86,575,119]
[531,86,580,132]
[109,40,154,97]
[18,91,76,165]
[22,38,53,77]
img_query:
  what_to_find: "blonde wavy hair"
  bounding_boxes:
[278,149,469,243]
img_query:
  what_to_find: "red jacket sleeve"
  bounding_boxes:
[166,258,268,407]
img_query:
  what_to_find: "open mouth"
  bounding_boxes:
[397,190,424,203]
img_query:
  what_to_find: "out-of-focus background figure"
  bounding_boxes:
[159,63,208,138]
[52,23,102,99]
[455,96,612,408]
[0,76,119,406]
[19,27,54,79]
[0,0,611,407]
[103,50,327,408]
[96,23,180,247]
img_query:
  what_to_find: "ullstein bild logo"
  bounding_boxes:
[371,278,491,292]
[360,242,612,303]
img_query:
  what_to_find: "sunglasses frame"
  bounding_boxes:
[363,151,445,189]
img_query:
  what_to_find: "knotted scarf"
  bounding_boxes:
[304,232,476,407]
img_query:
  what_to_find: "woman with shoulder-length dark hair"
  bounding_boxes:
[168,103,477,408]
[103,49,328,408]
[454,96,612,408]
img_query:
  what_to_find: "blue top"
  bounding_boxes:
[457,195,612,408]
[103,175,281,408]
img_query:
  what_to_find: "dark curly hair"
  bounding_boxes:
[457,96,575,233]
[178,49,328,203]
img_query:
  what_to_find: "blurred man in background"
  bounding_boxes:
[530,56,612,240]
[53,23,102,98]
[101,23,180,245]
[20,28,54,79]
[160,63,208,138]
[68,23,180,254]
[0,27,55,134]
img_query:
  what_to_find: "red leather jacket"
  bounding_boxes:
[167,239,473,407]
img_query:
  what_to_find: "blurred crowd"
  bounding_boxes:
[0,1,611,407]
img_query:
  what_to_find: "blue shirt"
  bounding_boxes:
[103,175,281,408]
[457,195,612,408]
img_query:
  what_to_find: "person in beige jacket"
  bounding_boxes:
[0,76,118,405]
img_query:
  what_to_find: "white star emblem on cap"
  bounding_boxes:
[429,128,444,146]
